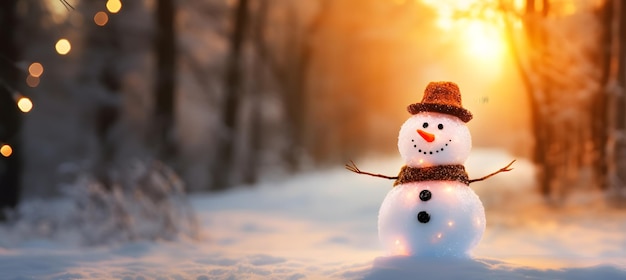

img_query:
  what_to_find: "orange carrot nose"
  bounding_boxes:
[417,129,435,142]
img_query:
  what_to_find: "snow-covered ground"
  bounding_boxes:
[1,149,626,279]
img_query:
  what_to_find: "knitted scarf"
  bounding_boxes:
[393,164,469,186]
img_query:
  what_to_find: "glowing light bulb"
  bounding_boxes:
[28,62,44,77]
[106,0,122,13]
[94,11,109,26]
[55,38,71,55]
[17,97,33,113]
[1,144,13,157]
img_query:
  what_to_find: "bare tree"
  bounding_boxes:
[603,0,626,205]
[251,0,329,171]
[500,0,611,203]
[211,0,250,190]
[0,0,22,214]
[154,0,177,160]
[77,1,153,189]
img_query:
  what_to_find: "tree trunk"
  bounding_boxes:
[281,5,310,171]
[504,0,608,203]
[239,0,273,185]
[78,1,122,190]
[0,0,22,214]
[513,0,552,199]
[593,0,614,192]
[212,0,250,190]
[154,0,177,160]
[607,0,626,205]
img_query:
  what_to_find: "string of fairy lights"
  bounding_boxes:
[0,0,123,158]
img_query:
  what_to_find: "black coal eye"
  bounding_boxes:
[422,122,428,128]
[438,124,444,130]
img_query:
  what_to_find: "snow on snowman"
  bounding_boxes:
[347,81,514,258]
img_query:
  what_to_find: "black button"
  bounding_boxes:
[417,211,430,223]
[419,190,431,201]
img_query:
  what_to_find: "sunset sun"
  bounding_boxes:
[422,0,507,63]
[464,20,506,60]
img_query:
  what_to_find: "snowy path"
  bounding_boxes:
[1,149,626,279]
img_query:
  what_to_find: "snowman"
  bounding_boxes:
[347,81,513,257]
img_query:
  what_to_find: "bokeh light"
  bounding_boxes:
[17,97,33,113]
[94,11,109,26]
[26,75,40,88]
[55,38,72,55]
[28,62,44,78]
[106,0,122,14]
[0,144,13,158]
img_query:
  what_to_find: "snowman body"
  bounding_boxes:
[378,181,485,257]
[378,112,486,257]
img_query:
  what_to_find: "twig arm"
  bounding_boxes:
[468,160,515,184]
[345,160,398,180]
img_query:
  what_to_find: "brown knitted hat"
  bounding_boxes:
[407,81,473,122]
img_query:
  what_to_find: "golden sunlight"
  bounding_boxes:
[464,20,506,60]
[0,144,13,158]
[421,0,507,63]
[55,38,71,55]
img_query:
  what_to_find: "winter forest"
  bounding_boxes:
[2,0,626,279]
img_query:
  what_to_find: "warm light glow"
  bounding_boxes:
[43,0,70,24]
[437,233,442,239]
[17,97,33,113]
[464,20,505,60]
[421,0,507,65]
[106,0,122,13]
[405,190,415,201]
[55,38,71,55]
[26,75,40,88]
[28,62,44,77]
[0,144,12,157]
[226,0,237,7]
[393,238,409,255]
[94,11,109,26]
[436,17,454,30]
[560,2,577,15]
[448,221,454,227]
[513,0,525,11]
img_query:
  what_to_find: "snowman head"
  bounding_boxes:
[398,112,471,167]
[398,81,473,168]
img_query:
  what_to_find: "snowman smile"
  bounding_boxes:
[410,139,452,155]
